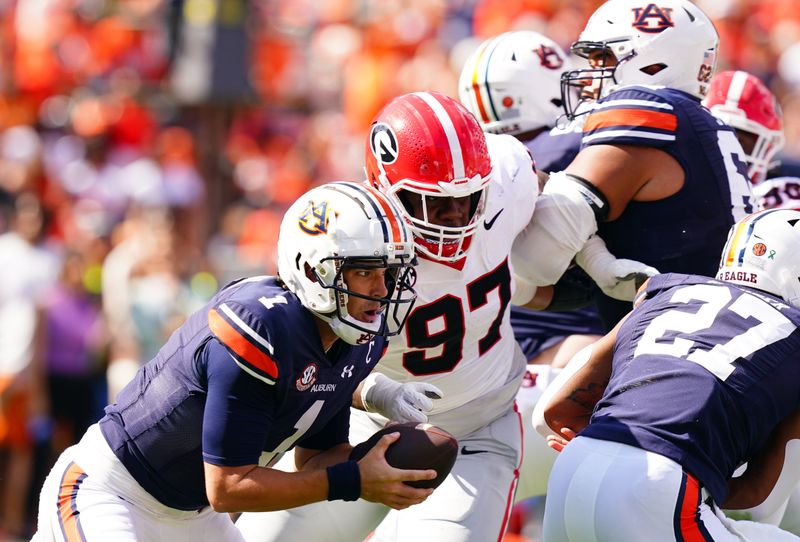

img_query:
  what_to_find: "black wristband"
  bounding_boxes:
[326,460,361,501]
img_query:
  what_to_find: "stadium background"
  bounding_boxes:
[1,0,800,540]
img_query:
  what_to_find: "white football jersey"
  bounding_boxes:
[374,133,539,436]
[753,176,800,211]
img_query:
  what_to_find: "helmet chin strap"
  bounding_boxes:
[329,313,382,345]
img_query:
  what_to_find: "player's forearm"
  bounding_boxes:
[204,462,332,513]
[296,443,352,471]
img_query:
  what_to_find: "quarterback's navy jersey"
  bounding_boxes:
[584,86,753,328]
[99,276,386,510]
[582,273,800,504]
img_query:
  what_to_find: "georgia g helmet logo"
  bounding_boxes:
[369,123,399,164]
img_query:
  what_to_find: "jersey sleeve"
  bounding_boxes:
[581,87,678,149]
[202,338,276,466]
[207,300,279,385]
[486,133,540,235]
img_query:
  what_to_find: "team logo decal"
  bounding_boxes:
[752,243,767,257]
[296,363,318,391]
[631,4,674,34]
[369,123,399,164]
[298,200,330,235]
[534,44,564,70]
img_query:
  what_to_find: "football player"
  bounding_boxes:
[704,69,800,535]
[235,90,539,542]
[704,70,799,212]
[32,182,434,542]
[458,30,606,502]
[512,0,755,330]
[534,209,800,541]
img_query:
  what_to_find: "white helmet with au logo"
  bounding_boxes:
[458,31,571,135]
[277,181,417,344]
[561,0,719,119]
[717,209,800,308]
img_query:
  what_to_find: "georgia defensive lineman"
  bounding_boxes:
[235,92,538,541]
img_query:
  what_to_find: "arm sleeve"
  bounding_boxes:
[202,338,276,466]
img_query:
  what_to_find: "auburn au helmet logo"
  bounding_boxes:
[534,44,564,70]
[298,200,330,235]
[369,123,399,164]
[632,4,675,34]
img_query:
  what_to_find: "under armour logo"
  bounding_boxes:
[631,4,674,34]
[369,123,399,164]
[341,365,355,378]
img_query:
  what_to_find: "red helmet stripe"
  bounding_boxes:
[723,70,748,109]
[414,92,466,179]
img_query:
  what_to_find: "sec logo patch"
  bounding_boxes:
[752,243,767,256]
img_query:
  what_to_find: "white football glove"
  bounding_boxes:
[575,235,659,301]
[360,373,442,423]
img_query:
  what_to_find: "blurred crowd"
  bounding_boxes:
[2,0,800,540]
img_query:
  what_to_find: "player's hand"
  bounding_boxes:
[357,432,436,509]
[362,373,443,423]
[546,427,577,453]
[575,235,659,301]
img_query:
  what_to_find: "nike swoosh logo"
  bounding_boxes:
[461,446,488,455]
[483,209,504,230]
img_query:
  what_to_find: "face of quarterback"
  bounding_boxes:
[341,266,390,324]
[401,192,473,229]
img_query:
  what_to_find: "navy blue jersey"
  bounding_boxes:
[510,305,604,360]
[99,276,386,510]
[524,125,582,174]
[582,273,800,504]
[583,86,754,328]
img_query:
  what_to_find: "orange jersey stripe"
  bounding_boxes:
[58,462,87,542]
[585,108,678,133]
[678,474,707,542]
[208,309,279,380]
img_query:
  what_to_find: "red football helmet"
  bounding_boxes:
[703,70,785,184]
[365,91,493,263]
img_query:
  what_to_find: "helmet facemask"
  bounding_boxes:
[388,178,490,263]
[316,255,417,345]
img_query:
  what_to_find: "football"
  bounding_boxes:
[349,422,458,489]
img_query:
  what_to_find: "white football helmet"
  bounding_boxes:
[365,91,493,263]
[562,0,719,119]
[703,70,785,185]
[717,209,800,308]
[277,181,417,345]
[458,31,571,135]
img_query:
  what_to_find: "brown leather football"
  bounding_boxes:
[349,422,458,489]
